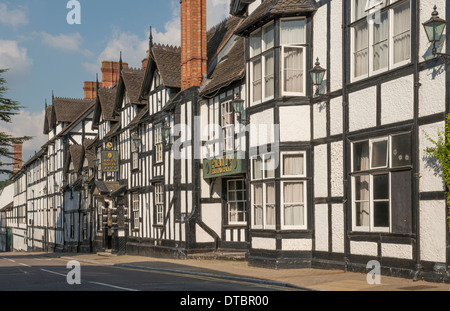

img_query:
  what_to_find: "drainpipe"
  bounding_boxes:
[412,0,422,281]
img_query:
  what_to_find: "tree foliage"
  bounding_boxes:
[0,69,32,175]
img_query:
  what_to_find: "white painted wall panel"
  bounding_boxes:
[330,141,343,197]
[330,0,342,92]
[349,87,377,132]
[330,97,343,136]
[350,241,378,256]
[252,237,276,250]
[314,204,328,252]
[313,102,327,139]
[381,75,414,125]
[249,108,274,148]
[420,200,446,263]
[381,243,413,260]
[419,67,446,117]
[279,105,310,142]
[419,122,446,192]
[314,144,328,198]
[282,239,312,251]
[331,204,344,253]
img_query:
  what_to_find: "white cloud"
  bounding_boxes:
[84,0,229,76]
[0,40,33,85]
[0,3,28,28]
[0,110,47,163]
[40,32,94,57]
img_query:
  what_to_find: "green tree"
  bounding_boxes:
[423,113,450,232]
[0,68,32,175]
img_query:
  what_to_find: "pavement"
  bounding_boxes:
[39,251,450,291]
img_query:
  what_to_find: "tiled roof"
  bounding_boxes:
[53,97,95,123]
[43,105,53,134]
[201,36,245,96]
[207,16,243,68]
[152,44,181,88]
[235,0,317,35]
[69,144,84,173]
[83,139,96,169]
[122,68,146,104]
[98,86,119,121]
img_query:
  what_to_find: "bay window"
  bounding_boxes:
[351,132,412,232]
[351,0,411,81]
[249,17,307,104]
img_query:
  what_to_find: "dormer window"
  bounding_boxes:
[249,17,307,104]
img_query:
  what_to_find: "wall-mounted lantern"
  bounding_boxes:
[309,58,328,98]
[162,122,171,140]
[423,5,450,65]
[131,132,142,149]
[232,93,246,123]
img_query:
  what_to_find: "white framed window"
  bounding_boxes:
[154,123,163,163]
[280,18,306,96]
[281,152,306,177]
[252,182,276,229]
[132,194,139,230]
[281,181,307,229]
[227,179,246,224]
[221,101,234,152]
[155,183,164,225]
[351,0,411,81]
[351,132,412,232]
[131,131,139,170]
[250,22,275,104]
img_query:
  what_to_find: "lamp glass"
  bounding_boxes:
[232,98,244,113]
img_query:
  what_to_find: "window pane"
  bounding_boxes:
[355,175,370,201]
[354,0,367,20]
[283,47,304,93]
[266,183,275,226]
[371,140,388,168]
[264,52,274,98]
[393,0,411,64]
[263,23,274,51]
[373,11,389,71]
[281,19,305,45]
[253,184,263,226]
[264,157,275,178]
[283,154,304,176]
[252,59,262,102]
[250,30,261,57]
[284,182,303,203]
[373,174,389,200]
[374,201,390,227]
[353,141,369,171]
[253,158,263,179]
[355,201,370,226]
[354,22,369,77]
[392,133,411,167]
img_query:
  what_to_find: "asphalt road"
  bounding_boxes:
[0,253,289,292]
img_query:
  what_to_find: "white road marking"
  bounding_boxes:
[18,263,32,267]
[40,269,67,277]
[88,281,139,291]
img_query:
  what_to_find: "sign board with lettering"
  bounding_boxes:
[203,152,246,179]
[102,150,119,172]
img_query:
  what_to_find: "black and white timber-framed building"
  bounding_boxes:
[1,0,450,283]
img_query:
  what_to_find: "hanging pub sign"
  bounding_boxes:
[203,152,246,179]
[102,149,119,172]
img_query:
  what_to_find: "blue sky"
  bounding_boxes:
[0,0,229,165]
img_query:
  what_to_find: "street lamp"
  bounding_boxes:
[423,5,449,65]
[131,132,142,150]
[162,122,171,140]
[232,93,246,123]
[309,58,327,98]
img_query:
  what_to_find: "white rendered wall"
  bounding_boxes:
[381,75,414,125]
[420,200,446,263]
[348,86,377,132]
[314,204,328,252]
[314,144,328,198]
[331,204,344,253]
[279,105,310,142]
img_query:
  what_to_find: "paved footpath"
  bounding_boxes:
[34,252,448,291]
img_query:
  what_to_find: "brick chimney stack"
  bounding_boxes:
[101,60,129,88]
[83,81,101,100]
[12,142,23,174]
[180,0,207,91]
